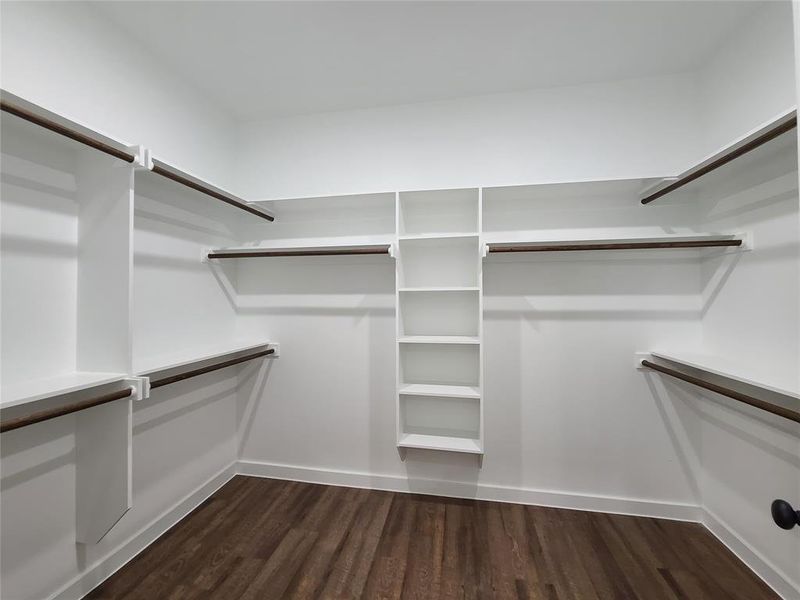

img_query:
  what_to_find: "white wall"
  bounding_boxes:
[695,1,797,158]
[0,1,238,190]
[235,74,700,200]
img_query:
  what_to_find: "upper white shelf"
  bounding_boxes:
[1,372,128,410]
[135,341,273,378]
[146,157,275,223]
[640,107,797,204]
[649,351,800,401]
[485,233,746,254]
[205,243,393,259]
[1,88,138,163]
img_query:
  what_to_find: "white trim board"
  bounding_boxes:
[50,463,237,600]
[236,459,700,522]
[702,508,799,600]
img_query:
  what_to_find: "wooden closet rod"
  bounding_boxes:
[488,240,742,253]
[207,245,391,259]
[150,163,275,223]
[149,348,275,389]
[641,360,800,424]
[1,100,137,163]
[0,387,134,433]
[641,116,797,205]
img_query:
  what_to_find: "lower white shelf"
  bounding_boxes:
[399,383,480,399]
[398,433,483,454]
[1,372,128,409]
[649,350,799,400]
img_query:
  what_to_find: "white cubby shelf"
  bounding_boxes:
[395,188,483,455]
[398,286,480,292]
[398,383,480,399]
[398,336,480,345]
[398,433,483,454]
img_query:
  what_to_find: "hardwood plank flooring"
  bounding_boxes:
[88,476,778,600]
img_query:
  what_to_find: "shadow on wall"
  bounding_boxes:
[648,373,800,468]
[236,358,274,457]
[401,449,482,499]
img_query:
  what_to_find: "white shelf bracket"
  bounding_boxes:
[200,247,212,263]
[481,242,488,258]
[126,376,149,401]
[638,176,679,199]
[737,231,755,252]
[634,352,651,369]
[127,145,149,170]
[388,243,397,259]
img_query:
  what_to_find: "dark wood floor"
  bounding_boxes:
[89,475,777,599]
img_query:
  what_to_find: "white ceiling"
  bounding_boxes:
[92,1,761,122]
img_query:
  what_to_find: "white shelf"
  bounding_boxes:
[398,286,480,292]
[398,433,483,454]
[641,107,797,200]
[399,232,478,241]
[135,341,273,378]
[1,372,128,409]
[398,336,480,345]
[206,243,391,258]
[398,383,480,399]
[649,351,800,400]
[486,233,743,249]
[1,89,138,162]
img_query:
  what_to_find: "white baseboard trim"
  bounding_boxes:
[702,508,799,600]
[50,462,237,600]
[236,459,701,522]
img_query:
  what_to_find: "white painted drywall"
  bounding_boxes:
[234,73,701,200]
[0,1,238,190]
[695,1,797,159]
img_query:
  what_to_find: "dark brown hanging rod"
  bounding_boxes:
[149,348,275,389]
[150,163,275,223]
[207,245,391,259]
[1,100,137,163]
[488,240,742,253]
[641,359,800,424]
[641,115,797,205]
[0,387,134,433]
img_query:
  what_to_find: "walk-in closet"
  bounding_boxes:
[1,1,799,598]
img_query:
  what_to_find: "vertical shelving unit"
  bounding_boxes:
[0,99,139,544]
[395,189,483,454]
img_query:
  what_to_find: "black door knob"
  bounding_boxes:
[771,499,800,530]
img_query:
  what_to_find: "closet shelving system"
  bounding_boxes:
[630,108,800,425]
[3,90,797,460]
[0,90,278,543]
[202,107,798,456]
